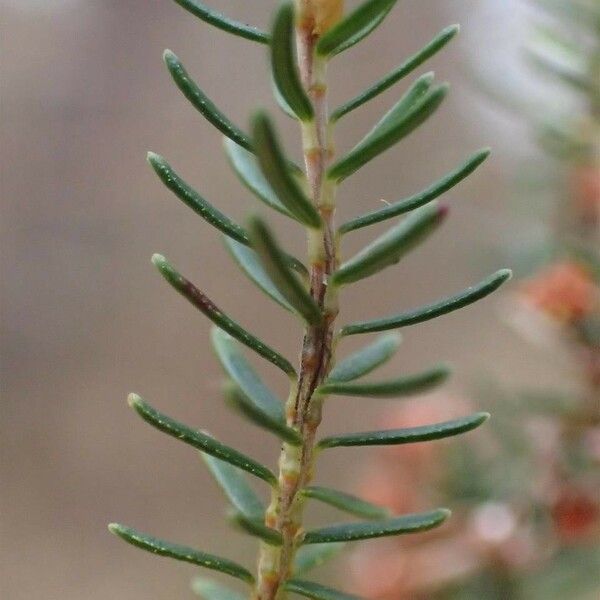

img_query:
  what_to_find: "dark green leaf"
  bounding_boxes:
[271,3,313,121]
[341,269,512,336]
[332,203,446,286]
[327,333,401,383]
[108,523,254,583]
[224,238,294,312]
[248,217,322,324]
[171,0,269,43]
[328,81,448,182]
[192,577,245,600]
[147,152,248,245]
[317,412,490,450]
[339,148,490,233]
[293,543,346,575]
[303,486,390,519]
[200,452,265,520]
[316,0,398,58]
[302,509,450,543]
[318,363,451,397]
[152,254,296,376]
[332,24,459,120]
[285,579,362,600]
[252,113,322,228]
[164,50,252,150]
[228,511,283,546]
[128,394,277,485]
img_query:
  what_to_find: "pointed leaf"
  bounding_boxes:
[302,509,450,544]
[328,81,447,182]
[319,364,451,397]
[128,394,277,485]
[224,238,295,312]
[317,412,490,450]
[164,50,252,151]
[248,217,322,324]
[327,333,401,383]
[332,203,447,286]
[273,80,298,119]
[293,543,346,575]
[200,452,265,520]
[192,577,245,600]
[224,381,302,445]
[341,269,512,336]
[228,511,283,546]
[316,0,398,58]
[152,254,296,376]
[171,0,269,43]
[339,148,490,233]
[252,113,322,228]
[303,486,390,519]
[148,152,249,245]
[271,3,314,121]
[332,24,459,120]
[285,579,362,600]
[108,524,254,583]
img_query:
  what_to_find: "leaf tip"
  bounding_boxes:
[108,522,124,536]
[162,48,178,66]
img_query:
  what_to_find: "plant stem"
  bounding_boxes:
[253,13,339,600]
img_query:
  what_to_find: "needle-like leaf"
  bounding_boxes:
[271,3,314,121]
[248,217,322,324]
[302,509,450,544]
[128,394,277,485]
[341,269,512,336]
[318,363,451,397]
[192,577,245,600]
[252,113,322,228]
[164,50,252,150]
[302,486,391,519]
[108,524,255,583]
[332,24,459,121]
[171,0,269,43]
[152,254,296,376]
[293,543,346,575]
[285,579,362,600]
[332,203,447,286]
[228,511,283,546]
[339,148,490,233]
[317,412,490,450]
[316,0,398,58]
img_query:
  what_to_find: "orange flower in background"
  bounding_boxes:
[520,261,597,324]
[551,485,600,543]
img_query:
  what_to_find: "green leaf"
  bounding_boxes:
[224,238,295,312]
[223,139,294,219]
[171,0,269,43]
[339,148,490,233]
[285,579,362,600]
[192,577,245,600]
[128,394,277,485]
[152,254,296,376]
[108,523,254,583]
[341,269,512,336]
[147,152,249,245]
[328,80,448,182]
[317,412,490,450]
[316,0,398,58]
[293,543,346,575]
[327,333,401,383]
[228,511,283,546]
[248,217,322,324]
[318,363,451,397]
[302,509,450,544]
[164,50,252,151]
[252,113,322,228]
[332,203,447,286]
[200,452,265,520]
[332,24,459,121]
[224,381,302,445]
[302,486,390,519]
[271,3,314,121]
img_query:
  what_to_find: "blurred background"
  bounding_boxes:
[1,1,597,599]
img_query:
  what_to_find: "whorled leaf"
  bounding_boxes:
[285,579,362,600]
[302,486,390,519]
[228,511,283,546]
[192,577,245,600]
[293,543,346,576]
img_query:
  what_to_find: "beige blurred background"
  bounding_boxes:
[1,1,559,598]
